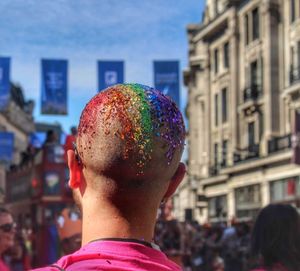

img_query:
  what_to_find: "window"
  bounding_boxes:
[208,195,227,218]
[214,49,219,74]
[235,184,261,205]
[291,0,296,23]
[270,177,300,202]
[258,57,263,91]
[251,60,258,87]
[245,14,249,45]
[214,143,218,166]
[290,47,295,83]
[215,0,219,16]
[298,41,300,69]
[215,93,219,126]
[222,88,227,123]
[235,184,261,219]
[222,140,227,166]
[252,8,259,40]
[248,122,255,149]
[291,46,295,69]
[259,112,264,139]
[224,42,229,68]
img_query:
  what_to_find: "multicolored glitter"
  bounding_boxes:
[78,83,185,173]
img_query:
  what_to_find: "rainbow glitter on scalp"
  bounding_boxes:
[78,83,185,174]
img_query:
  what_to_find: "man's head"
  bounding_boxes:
[0,207,16,255]
[70,126,77,136]
[68,83,185,209]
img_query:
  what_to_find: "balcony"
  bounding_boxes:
[234,144,260,164]
[209,165,219,176]
[220,160,227,168]
[243,84,262,103]
[268,134,291,154]
[290,66,300,85]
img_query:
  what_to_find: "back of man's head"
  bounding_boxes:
[76,83,185,195]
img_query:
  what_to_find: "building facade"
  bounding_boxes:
[0,84,35,203]
[177,0,300,223]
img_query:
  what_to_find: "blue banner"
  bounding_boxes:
[0,132,14,162]
[98,61,124,91]
[0,57,11,110]
[41,59,68,115]
[154,61,180,107]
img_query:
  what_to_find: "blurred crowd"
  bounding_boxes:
[2,204,299,271]
[1,216,255,271]
[155,219,254,271]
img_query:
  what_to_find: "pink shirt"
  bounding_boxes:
[32,240,181,270]
[0,258,10,271]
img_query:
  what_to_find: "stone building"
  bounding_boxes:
[0,83,35,203]
[175,0,300,223]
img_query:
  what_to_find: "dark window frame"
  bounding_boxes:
[245,14,249,45]
[222,88,227,123]
[224,42,229,68]
[248,122,255,148]
[252,8,260,40]
[291,0,296,23]
[250,60,258,87]
[215,93,219,126]
[214,48,219,74]
[222,140,227,167]
[214,143,218,166]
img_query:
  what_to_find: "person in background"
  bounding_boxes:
[251,204,300,271]
[0,207,16,271]
[44,130,58,146]
[56,207,82,255]
[9,233,31,271]
[211,247,224,271]
[20,144,36,166]
[33,83,186,270]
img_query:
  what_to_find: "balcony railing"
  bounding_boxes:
[246,144,260,160]
[220,160,227,168]
[243,84,262,102]
[268,134,291,154]
[209,165,219,176]
[234,144,260,164]
[290,66,300,85]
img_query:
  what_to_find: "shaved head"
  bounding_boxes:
[77,84,185,190]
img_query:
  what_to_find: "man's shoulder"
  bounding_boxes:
[31,241,182,270]
[30,252,75,271]
[31,265,63,271]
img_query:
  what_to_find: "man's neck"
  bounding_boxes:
[81,196,157,246]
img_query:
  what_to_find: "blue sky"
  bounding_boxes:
[0,0,205,133]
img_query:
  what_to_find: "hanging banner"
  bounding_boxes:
[0,57,11,110]
[41,59,68,115]
[0,132,14,163]
[98,61,124,91]
[154,61,180,107]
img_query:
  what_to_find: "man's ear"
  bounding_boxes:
[67,149,83,189]
[163,162,186,199]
